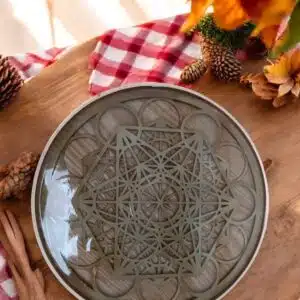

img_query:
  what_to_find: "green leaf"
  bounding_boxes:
[197,14,255,50]
[273,2,300,56]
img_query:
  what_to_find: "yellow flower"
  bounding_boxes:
[264,48,300,98]
[182,0,295,48]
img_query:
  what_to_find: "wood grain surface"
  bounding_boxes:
[1,37,300,300]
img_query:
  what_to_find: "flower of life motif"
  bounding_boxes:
[74,124,235,280]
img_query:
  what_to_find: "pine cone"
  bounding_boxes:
[198,34,242,82]
[198,34,216,63]
[0,56,23,109]
[211,49,241,81]
[181,59,208,83]
[0,152,39,201]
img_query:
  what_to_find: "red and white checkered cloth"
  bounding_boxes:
[8,47,69,80]
[8,14,200,89]
[0,244,16,300]
[89,14,200,94]
[2,14,200,299]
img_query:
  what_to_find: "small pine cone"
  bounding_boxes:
[0,152,39,201]
[0,55,23,109]
[211,48,242,82]
[198,33,217,63]
[181,59,208,83]
[198,33,242,82]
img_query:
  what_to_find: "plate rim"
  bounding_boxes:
[31,82,269,300]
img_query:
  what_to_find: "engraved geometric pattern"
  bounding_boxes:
[114,127,229,278]
[35,90,267,300]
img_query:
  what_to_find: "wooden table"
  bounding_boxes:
[1,37,300,300]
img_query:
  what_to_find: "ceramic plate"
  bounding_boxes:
[32,83,268,300]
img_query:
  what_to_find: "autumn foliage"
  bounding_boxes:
[182,0,300,54]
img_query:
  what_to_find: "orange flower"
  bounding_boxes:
[182,0,295,48]
[213,0,249,29]
[181,0,213,32]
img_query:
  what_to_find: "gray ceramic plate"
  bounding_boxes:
[32,83,268,300]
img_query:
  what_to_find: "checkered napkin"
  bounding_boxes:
[2,14,200,299]
[8,14,200,91]
[0,244,16,300]
[89,14,200,94]
[8,47,68,80]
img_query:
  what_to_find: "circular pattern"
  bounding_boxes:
[32,84,268,300]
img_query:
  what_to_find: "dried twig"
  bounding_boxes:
[263,158,273,173]
[0,210,47,299]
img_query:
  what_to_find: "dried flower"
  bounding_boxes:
[240,72,286,107]
[249,73,279,100]
[240,48,300,107]
[240,73,266,87]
